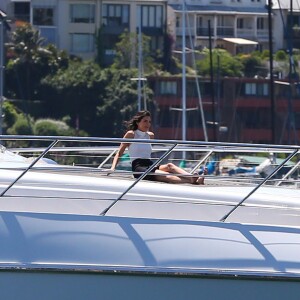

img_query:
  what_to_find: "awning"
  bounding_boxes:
[222,38,258,45]
[0,10,7,18]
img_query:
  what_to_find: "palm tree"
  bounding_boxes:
[6,23,48,100]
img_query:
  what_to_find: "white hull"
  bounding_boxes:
[0,169,299,226]
[0,210,300,299]
[0,136,299,298]
[0,269,300,300]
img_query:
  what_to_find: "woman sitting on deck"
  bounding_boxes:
[110,110,205,184]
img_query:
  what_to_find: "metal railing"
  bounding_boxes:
[0,135,299,219]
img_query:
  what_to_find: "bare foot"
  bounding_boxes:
[192,173,205,185]
[195,176,205,185]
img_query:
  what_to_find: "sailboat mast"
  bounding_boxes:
[0,18,4,135]
[182,1,186,141]
[138,19,142,111]
[267,0,275,144]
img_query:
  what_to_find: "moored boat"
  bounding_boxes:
[0,135,299,300]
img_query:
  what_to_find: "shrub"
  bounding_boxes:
[275,50,287,61]
[7,114,33,135]
[33,118,73,136]
[3,101,19,129]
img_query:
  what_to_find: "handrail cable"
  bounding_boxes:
[191,150,213,173]
[97,148,118,169]
[0,139,59,197]
[220,149,299,222]
[275,157,300,186]
[99,143,178,216]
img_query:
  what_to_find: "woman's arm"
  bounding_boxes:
[110,131,134,171]
[148,131,154,139]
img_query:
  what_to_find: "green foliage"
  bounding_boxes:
[40,60,105,135]
[3,101,19,130]
[42,60,102,91]
[32,118,87,148]
[197,49,243,77]
[275,50,287,61]
[112,30,159,73]
[161,33,176,72]
[7,114,33,135]
[248,50,263,58]
[5,23,70,101]
[41,60,153,137]
[33,118,74,136]
[97,68,153,137]
[261,50,270,59]
[6,22,297,139]
[95,27,105,67]
[239,54,266,77]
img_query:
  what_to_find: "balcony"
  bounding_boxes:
[196,27,211,37]
[217,26,234,37]
[236,29,254,39]
[288,28,300,40]
[101,24,129,35]
[176,27,196,36]
[141,27,164,36]
[257,29,269,41]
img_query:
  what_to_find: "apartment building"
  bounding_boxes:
[147,75,300,144]
[273,0,300,50]
[167,0,300,55]
[1,0,300,58]
[1,0,167,63]
[1,0,300,144]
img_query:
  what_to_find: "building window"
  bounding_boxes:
[70,4,95,23]
[245,83,256,95]
[295,112,300,129]
[237,19,244,29]
[176,16,180,28]
[160,81,177,95]
[196,16,202,28]
[257,18,265,30]
[245,83,268,96]
[102,4,129,27]
[33,7,54,26]
[14,2,30,22]
[70,33,94,53]
[138,5,163,28]
[257,83,268,96]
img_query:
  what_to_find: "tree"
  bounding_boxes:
[238,54,266,77]
[275,50,287,61]
[112,30,160,73]
[41,60,154,137]
[5,23,69,101]
[2,101,19,132]
[196,49,243,77]
[40,60,105,136]
[95,27,105,67]
[33,118,76,136]
[97,68,153,137]
[7,113,34,135]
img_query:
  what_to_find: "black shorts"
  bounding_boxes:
[132,158,159,181]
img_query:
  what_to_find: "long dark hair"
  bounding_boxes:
[125,110,151,131]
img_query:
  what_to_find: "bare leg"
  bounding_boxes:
[156,163,204,184]
[154,170,186,184]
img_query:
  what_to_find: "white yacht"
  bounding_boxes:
[0,135,299,300]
